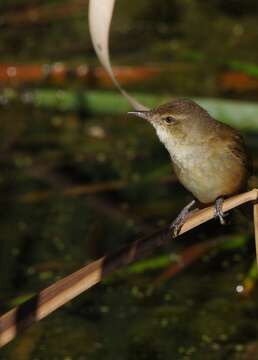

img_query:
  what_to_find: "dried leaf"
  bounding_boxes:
[88,0,148,111]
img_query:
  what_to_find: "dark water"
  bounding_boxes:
[1,0,258,358]
[0,100,257,359]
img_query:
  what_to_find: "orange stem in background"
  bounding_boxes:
[153,238,221,286]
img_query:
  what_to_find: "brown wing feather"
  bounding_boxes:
[228,132,252,177]
[210,120,251,191]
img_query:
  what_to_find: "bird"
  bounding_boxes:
[128,99,251,236]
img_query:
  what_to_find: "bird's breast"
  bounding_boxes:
[169,142,247,204]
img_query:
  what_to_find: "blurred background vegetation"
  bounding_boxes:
[1,0,258,359]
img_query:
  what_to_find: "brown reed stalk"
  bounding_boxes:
[0,188,257,348]
[254,203,258,267]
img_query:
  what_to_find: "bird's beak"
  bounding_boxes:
[128,111,150,121]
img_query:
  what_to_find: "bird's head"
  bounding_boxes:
[128,99,209,146]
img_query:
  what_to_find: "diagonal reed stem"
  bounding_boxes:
[0,189,258,348]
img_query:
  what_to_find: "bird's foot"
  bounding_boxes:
[214,197,228,225]
[170,200,196,238]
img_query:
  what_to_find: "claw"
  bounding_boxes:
[214,197,228,225]
[170,200,196,238]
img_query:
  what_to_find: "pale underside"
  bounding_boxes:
[154,124,248,204]
[172,143,247,203]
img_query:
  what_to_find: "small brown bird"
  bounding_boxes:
[129,99,251,235]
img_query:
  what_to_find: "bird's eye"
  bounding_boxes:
[164,116,176,124]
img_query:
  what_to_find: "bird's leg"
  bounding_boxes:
[170,200,197,238]
[214,197,228,225]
